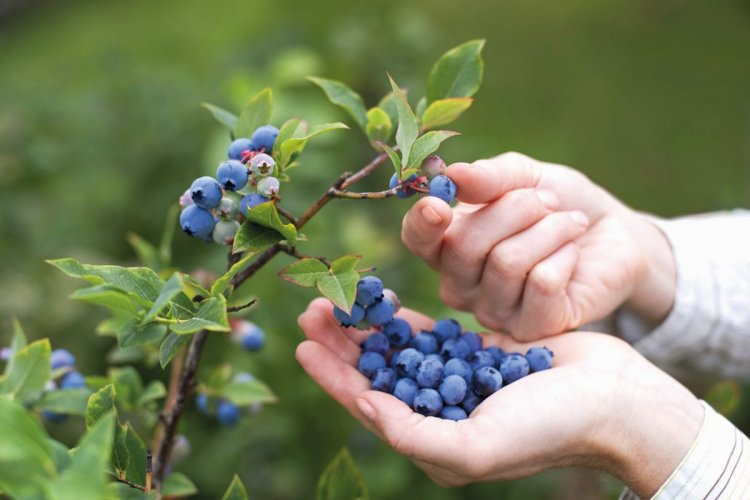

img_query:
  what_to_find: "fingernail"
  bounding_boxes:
[356,398,376,421]
[570,211,589,227]
[420,204,443,226]
[536,189,558,209]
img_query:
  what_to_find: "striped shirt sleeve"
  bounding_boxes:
[618,401,750,500]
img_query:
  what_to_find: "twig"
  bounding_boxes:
[340,152,389,189]
[279,244,331,266]
[275,202,298,226]
[145,451,153,493]
[115,476,146,492]
[330,187,399,199]
[227,299,258,313]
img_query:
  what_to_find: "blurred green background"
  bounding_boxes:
[1,0,749,498]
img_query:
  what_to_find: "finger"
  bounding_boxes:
[401,197,453,268]
[447,152,542,205]
[473,211,588,333]
[299,299,362,364]
[437,188,559,308]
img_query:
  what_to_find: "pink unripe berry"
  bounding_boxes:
[421,155,446,178]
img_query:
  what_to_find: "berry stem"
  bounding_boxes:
[330,187,400,199]
[227,298,258,313]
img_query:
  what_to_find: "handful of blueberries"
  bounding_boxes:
[335,276,554,421]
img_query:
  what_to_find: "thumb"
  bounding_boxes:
[447,152,542,205]
[400,196,453,268]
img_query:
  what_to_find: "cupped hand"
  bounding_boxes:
[401,152,676,340]
[296,298,702,497]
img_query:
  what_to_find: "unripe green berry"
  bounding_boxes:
[212,220,241,245]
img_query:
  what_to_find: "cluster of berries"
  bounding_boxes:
[179,125,281,244]
[389,156,458,204]
[336,276,554,421]
[43,349,88,423]
[195,372,262,426]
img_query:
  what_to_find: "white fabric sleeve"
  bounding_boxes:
[619,401,750,500]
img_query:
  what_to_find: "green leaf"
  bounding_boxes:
[136,380,167,407]
[415,96,427,121]
[308,77,368,129]
[406,130,460,170]
[233,202,297,254]
[71,284,144,315]
[316,448,369,500]
[222,379,277,406]
[169,296,230,334]
[123,424,148,486]
[126,232,161,270]
[3,317,27,376]
[420,98,473,130]
[278,258,329,288]
[365,107,392,145]
[222,475,249,500]
[378,143,402,179]
[159,204,179,266]
[273,117,303,157]
[0,397,56,498]
[317,256,361,313]
[204,364,233,392]
[330,255,361,274]
[163,473,199,497]
[111,422,131,480]
[118,319,168,349]
[35,388,92,416]
[388,74,419,170]
[142,272,184,323]
[48,438,72,473]
[0,339,51,404]
[377,91,402,132]
[110,366,143,410]
[234,88,273,139]
[159,332,192,369]
[85,384,115,429]
[211,252,258,297]
[279,122,349,171]
[426,39,485,104]
[201,102,239,131]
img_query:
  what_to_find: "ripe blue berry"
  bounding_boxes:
[499,353,530,383]
[60,371,86,389]
[216,160,249,191]
[440,337,471,360]
[240,193,271,216]
[428,175,457,204]
[525,346,554,372]
[180,205,217,240]
[415,357,444,388]
[362,332,390,356]
[388,350,403,369]
[196,394,208,413]
[472,366,503,396]
[425,353,443,364]
[365,298,394,326]
[461,332,483,352]
[257,176,280,197]
[409,331,439,354]
[371,368,397,393]
[212,220,241,245]
[389,172,418,199]
[395,348,424,378]
[461,390,484,415]
[50,349,75,370]
[250,125,279,152]
[216,400,241,426]
[439,375,467,405]
[432,318,461,343]
[250,153,276,177]
[393,378,419,407]
[231,320,265,351]
[190,176,223,209]
[440,406,468,421]
[467,350,496,371]
[421,155,446,178]
[382,318,412,348]
[357,352,386,378]
[333,304,365,327]
[443,358,473,384]
[413,388,443,416]
[486,346,505,367]
[42,411,67,424]
[356,276,384,306]
[227,138,255,160]
[382,288,401,312]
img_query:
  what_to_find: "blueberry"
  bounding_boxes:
[227,138,255,160]
[42,411,67,424]
[439,375,467,405]
[440,338,471,360]
[333,304,365,327]
[357,352,386,378]
[362,332,390,356]
[413,388,443,416]
[250,153,276,177]
[371,368,397,393]
[50,349,75,370]
[389,172,418,199]
[409,331,439,354]
[443,358,473,385]
[231,320,265,351]
[250,125,279,152]
[216,400,241,426]
[190,176,223,209]
[395,348,424,378]
[425,353,443,364]
[472,366,503,396]
[232,372,256,384]
[382,288,401,312]
[212,220,241,245]
[415,357,444,388]
[421,155,446,178]
[382,318,411,348]
[356,276,384,306]
[393,378,419,407]
[240,193,271,216]
[461,332,483,352]
[461,390,485,415]
[388,350,403,369]
[467,350,495,371]
[428,175,457,204]
[257,176,280,198]
[180,205,217,241]
[440,406,468,421]
[196,394,208,413]
[216,160,249,191]
[59,371,86,389]
[171,435,191,463]
[525,346,554,372]
[486,346,505,367]
[499,353,530,383]
[432,318,461,343]
[365,298,394,326]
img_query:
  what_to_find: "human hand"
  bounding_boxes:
[401,152,676,340]
[296,298,702,497]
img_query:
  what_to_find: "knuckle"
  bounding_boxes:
[528,263,562,296]
[475,308,505,332]
[439,285,469,311]
[488,245,524,278]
